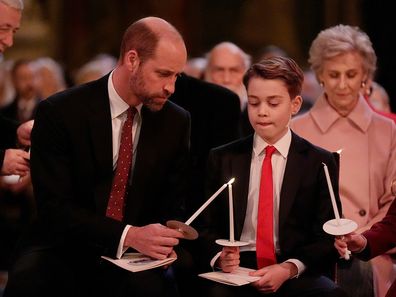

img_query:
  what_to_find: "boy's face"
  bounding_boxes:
[247,77,302,144]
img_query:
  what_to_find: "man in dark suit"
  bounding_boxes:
[0,0,30,177]
[170,73,241,213]
[5,17,190,297]
[197,57,346,296]
[335,181,396,297]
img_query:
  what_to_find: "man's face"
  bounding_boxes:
[0,2,21,53]
[129,39,187,111]
[206,47,246,94]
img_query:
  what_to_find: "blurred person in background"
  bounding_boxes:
[32,57,66,99]
[183,57,206,80]
[0,59,40,123]
[205,41,253,136]
[74,53,117,85]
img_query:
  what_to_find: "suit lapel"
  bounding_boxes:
[279,132,306,230]
[233,136,253,239]
[86,76,114,213]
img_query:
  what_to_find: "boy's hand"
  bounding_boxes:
[217,246,240,273]
[249,262,296,293]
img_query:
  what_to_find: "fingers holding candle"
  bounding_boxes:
[334,233,366,260]
[321,161,358,260]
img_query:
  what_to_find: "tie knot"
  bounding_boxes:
[265,146,276,158]
[126,107,137,121]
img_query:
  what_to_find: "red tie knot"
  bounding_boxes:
[127,107,137,119]
[265,145,276,159]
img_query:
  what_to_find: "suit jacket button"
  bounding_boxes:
[359,209,366,216]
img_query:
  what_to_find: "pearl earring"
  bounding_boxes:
[320,82,324,87]
[361,81,366,88]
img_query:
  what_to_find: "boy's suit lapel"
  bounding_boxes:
[279,132,307,231]
[233,136,253,239]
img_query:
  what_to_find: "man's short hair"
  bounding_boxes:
[0,0,24,10]
[119,21,158,64]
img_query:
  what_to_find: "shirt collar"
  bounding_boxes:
[253,128,291,159]
[108,70,142,119]
[310,94,373,133]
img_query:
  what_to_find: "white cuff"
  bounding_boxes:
[210,251,222,271]
[116,225,132,259]
[284,258,306,278]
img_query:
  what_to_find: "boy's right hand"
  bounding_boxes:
[218,246,240,272]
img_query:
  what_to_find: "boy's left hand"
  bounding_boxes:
[249,262,296,293]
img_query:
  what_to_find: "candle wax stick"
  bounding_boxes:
[228,183,235,242]
[185,183,228,226]
[322,163,341,224]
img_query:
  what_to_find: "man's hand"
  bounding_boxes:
[250,262,296,293]
[217,246,240,273]
[1,149,30,176]
[17,120,34,147]
[334,233,366,257]
[124,223,183,260]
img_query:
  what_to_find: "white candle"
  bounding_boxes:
[322,163,341,224]
[228,182,235,242]
[185,179,234,225]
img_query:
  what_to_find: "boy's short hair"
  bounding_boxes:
[243,56,304,99]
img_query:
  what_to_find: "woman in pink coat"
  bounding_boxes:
[290,25,396,297]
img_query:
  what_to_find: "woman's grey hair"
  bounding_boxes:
[0,0,24,10]
[309,24,377,81]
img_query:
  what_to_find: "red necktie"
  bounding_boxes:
[256,145,277,268]
[106,107,136,221]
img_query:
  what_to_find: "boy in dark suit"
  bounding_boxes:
[198,57,347,297]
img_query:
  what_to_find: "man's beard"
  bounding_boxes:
[130,71,169,112]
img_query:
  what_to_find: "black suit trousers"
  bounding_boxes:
[4,246,179,297]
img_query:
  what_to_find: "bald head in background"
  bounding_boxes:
[205,42,251,109]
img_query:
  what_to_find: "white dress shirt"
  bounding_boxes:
[107,71,143,258]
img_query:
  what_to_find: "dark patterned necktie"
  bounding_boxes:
[106,107,136,221]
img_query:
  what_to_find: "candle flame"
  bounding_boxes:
[227,178,235,185]
[336,149,343,154]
